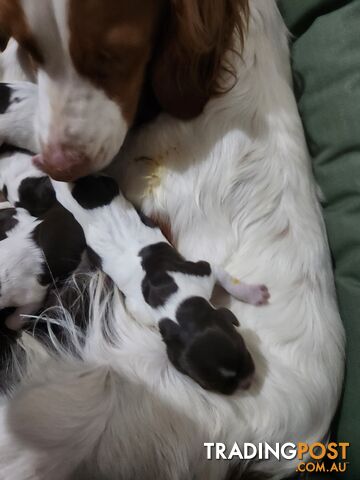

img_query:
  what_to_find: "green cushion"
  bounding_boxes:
[279,0,360,477]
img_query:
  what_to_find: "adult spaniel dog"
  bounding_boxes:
[0,0,344,479]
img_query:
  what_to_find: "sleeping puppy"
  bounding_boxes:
[52,175,270,394]
[0,147,85,330]
[0,147,85,329]
[0,201,86,331]
[0,203,47,330]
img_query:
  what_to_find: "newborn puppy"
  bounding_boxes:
[0,202,86,330]
[52,175,270,394]
[0,145,86,329]
[0,204,47,330]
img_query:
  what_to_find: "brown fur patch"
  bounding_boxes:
[68,0,164,124]
[151,0,250,119]
[68,0,249,123]
[0,0,43,62]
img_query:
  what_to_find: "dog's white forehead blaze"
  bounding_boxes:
[35,69,127,170]
[20,0,67,71]
[19,0,128,169]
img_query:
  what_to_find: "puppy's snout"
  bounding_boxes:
[33,144,92,181]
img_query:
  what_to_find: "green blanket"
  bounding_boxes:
[279,0,360,477]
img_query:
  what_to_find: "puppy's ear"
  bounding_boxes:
[142,272,178,309]
[151,0,249,120]
[216,307,240,327]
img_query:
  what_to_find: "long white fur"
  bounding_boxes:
[0,0,344,479]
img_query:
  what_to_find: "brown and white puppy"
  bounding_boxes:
[0,202,86,331]
[0,0,249,180]
[0,148,86,331]
[52,175,269,394]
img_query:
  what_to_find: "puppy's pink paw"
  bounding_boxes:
[246,284,270,306]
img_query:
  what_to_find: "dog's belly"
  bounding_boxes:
[113,82,344,477]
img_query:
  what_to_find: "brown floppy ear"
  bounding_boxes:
[151,0,249,120]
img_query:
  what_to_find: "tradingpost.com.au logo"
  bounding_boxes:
[204,442,350,474]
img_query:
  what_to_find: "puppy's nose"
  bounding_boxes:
[33,144,92,181]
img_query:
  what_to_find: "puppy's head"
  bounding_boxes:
[0,0,249,181]
[159,297,255,395]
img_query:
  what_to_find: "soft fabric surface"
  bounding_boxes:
[279,0,360,477]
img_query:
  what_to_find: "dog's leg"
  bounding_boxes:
[214,267,270,306]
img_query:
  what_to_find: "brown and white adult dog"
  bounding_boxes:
[0,1,344,479]
[0,0,249,181]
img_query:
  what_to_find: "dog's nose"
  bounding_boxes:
[33,145,92,181]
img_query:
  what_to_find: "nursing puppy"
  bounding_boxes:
[0,149,86,330]
[53,175,269,394]
[0,1,249,181]
[0,201,86,331]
